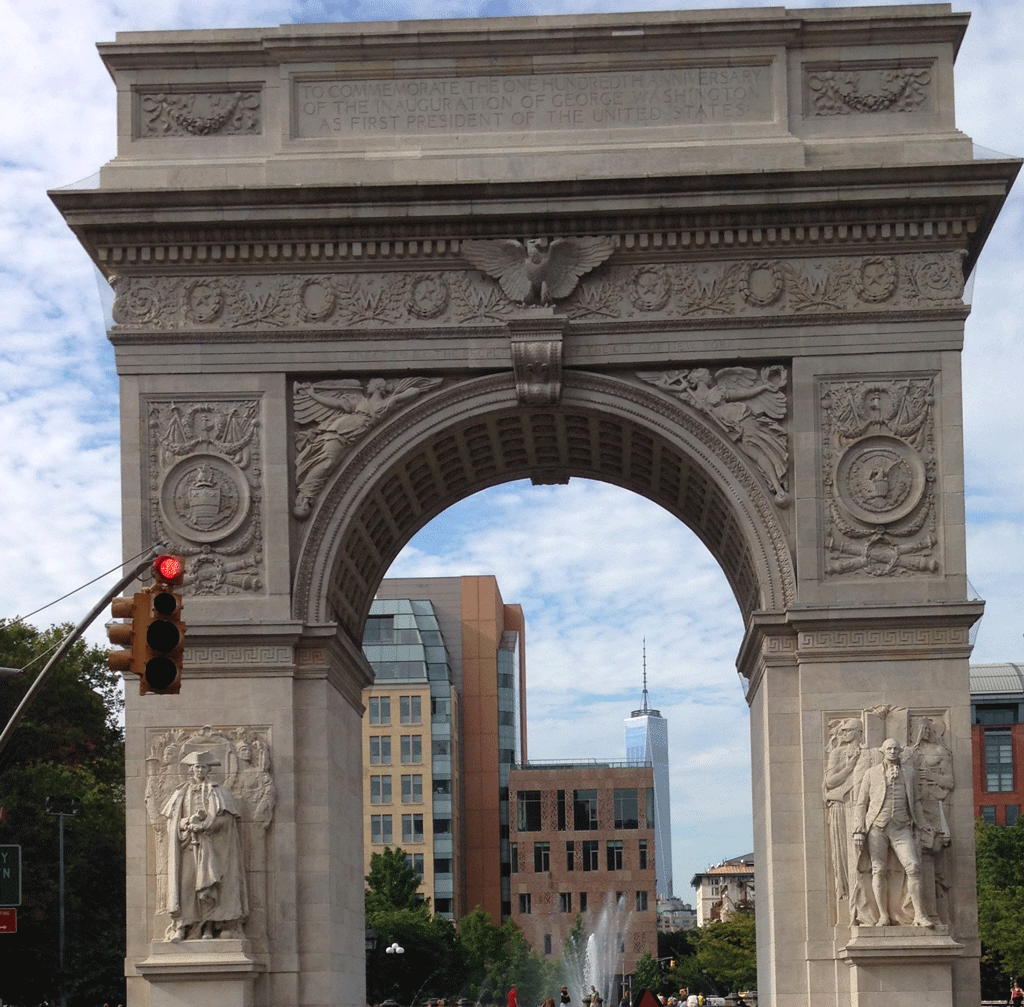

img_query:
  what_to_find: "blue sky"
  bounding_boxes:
[1,0,1021,897]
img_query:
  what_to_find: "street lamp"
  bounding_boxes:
[383,942,405,1005]
[46,794,81,1007]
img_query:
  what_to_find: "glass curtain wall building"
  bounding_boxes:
[624,671,673,899]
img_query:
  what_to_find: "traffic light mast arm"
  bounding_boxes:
[0,552,160,757]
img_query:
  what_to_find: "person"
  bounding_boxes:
[590,987,602,1007]
[508,986,517,1007]
[540,998,555,1007]
[852,738,932,927]
[560,988,571,1006]
[618,993,629,1007]
[160,749,248,941]
[685,994,698,1007]
[1011,981,1024,1006]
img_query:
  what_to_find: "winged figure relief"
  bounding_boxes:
[292,376,441,519]
[461,236,615,306]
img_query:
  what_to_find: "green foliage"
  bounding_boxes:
[366,845,428,916]
[366,905,463,1004]
[486,920,552,1007]
[662,911,756,997]
[0,620,126,1007]
[976,816,1024,994]
[631,950,662,996]
[459,906,507,997]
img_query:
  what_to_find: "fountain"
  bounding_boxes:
[562,894,635,1005]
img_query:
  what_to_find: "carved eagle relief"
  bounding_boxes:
[461,236,615,305]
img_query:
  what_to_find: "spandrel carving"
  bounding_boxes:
[638,366,790,505]
[292,377,442,519]
[149,399,263,595]
[824,708,953,929]
[820,376,937,577]
[147,726,275,948]
[462,236,614,306]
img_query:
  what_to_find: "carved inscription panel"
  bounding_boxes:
[295,66,772,137]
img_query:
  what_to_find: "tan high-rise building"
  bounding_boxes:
[361,576,527,922]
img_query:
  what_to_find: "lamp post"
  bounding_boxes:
[384,941,405,1005]
[46,795,81,1007]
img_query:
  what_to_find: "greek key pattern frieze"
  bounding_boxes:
[110,251,964,331]
[820,375,938,579]
[800,627,968,653]
[148,398,264,595]
[185,645,295,667]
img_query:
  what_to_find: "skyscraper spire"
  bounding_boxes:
[641,637,649,713]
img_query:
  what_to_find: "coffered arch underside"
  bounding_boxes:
[294,370,795,640]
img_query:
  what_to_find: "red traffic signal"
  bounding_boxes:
[153,554,185,586]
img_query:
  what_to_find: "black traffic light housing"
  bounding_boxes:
[144,555,186,695]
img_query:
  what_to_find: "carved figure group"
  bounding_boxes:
[823,709,954,930]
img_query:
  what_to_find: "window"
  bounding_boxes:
[574,789,598,830]
[511,843,519,873]
[614,789,639,829]
[519,893,532,914]
[976,704,1018,725]
[985,731,1014,791]
[402,813,424,843]
[433,778,451,795]
[557,790,566,831]
[434,858,452,874]
[370,814,392,845]
[401,774,423,803]
[639,840,648,870]
[401,735,423,764]
[544,934,552,955]
[400,695,422,724]
[405,853,424,876]
[645,788,655,828]
[432,739,451,756]
[364,615,395,643]
[370,775,392,804]
[370,736,391,765]
[517,791,542,831]
[534,842,550,872]
[434,818,451,834]
[1009,806,1021,826]
[500,748,516,765]
[579,891,588,912]
[368,696,391,725]
[607,840,624,871]
[498,711,516,726]
[435,898,452,914]
[559,892,572,913]
[636,891,648,911]
[565,841,575,871]
[583,840,599,871]
[982,805,997,824]
[432,697,451,720]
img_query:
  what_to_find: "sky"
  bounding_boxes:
[0,0,1022,902]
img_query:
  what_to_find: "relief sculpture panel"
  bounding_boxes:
[824,707,952,929]
[820,375,937,578]
[148,398,263,594]
[145,726,276,948]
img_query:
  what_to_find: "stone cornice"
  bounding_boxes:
[52,160,1019,280]
[97,7,969,71]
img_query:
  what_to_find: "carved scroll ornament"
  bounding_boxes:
[824,707,952,929]
[146,726,276,945]
[149,399,263,595]
[292,377,442,519]
[638,365,790,506]
[821,376,937,578]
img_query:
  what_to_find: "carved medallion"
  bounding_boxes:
[297,277,337,323]
[183,279,224,324]
[852,257,898,303]
[159,454,251,543]
[835,436,925,525]
[739,260,784,307]
[628,266,672,312]
[407,273,450,319]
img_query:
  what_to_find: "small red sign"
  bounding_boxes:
[0,908,16,933]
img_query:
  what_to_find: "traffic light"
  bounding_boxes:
[108,592,147,678]
[143,555,186,694]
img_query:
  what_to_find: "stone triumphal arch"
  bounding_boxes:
[53,6,1019,1007]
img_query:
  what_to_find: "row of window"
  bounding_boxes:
[370,774,452,803]
[369,695,423,725]
[400,853,455,876]
[369,735,423,765]
[516,788,655,832]
[980,805,1020,825]
[370,813,425,844]
[984,731,1014,792]
[517,891,649,915]
[511,839,649,873]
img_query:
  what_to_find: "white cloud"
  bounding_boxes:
[1,0,1021,896]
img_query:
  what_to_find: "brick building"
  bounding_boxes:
[971,662,1024,826]
[508,762,658,995]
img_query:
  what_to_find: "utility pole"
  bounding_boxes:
[46,795,80,1007]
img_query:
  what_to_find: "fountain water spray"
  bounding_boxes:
[563,894,635,1005]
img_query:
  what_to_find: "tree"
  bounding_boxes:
[366,845,427,915]
[976,816,1024,996]
[459,906,507,998]
[631,950,662,997]
[692,909,757,995]
[0,620,126,1007]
